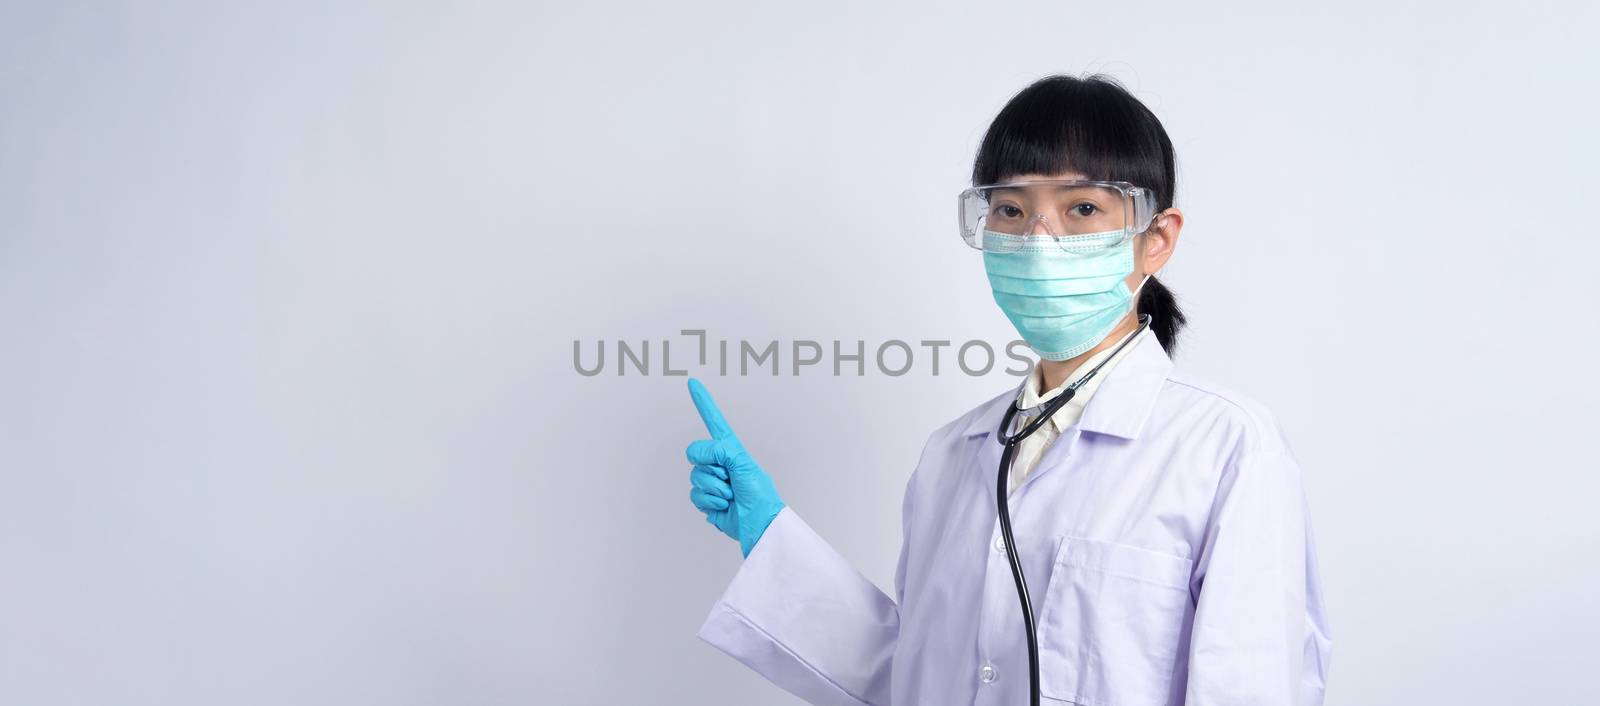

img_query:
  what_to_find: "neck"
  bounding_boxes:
[1036,312,1143,392]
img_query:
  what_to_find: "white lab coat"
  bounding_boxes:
[699,328,1332,705]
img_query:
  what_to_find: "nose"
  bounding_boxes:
[1024,213,1054,236]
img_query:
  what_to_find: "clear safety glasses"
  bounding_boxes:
[957,179,1159,252]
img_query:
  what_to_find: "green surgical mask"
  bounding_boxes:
[982,229,1150,361]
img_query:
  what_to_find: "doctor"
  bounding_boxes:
[683,74,1332,706]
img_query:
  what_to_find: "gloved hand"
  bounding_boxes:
[686,377,785,558]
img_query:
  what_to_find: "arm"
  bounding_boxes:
[1184,447,1334,706]
[684,377,920,705]
[697,503,905,706]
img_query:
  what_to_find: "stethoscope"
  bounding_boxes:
[993,313,1151,706]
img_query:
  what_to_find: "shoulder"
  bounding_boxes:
[925,384,1013,445]
[1156,368,1296,461]
[903,384,1013,483]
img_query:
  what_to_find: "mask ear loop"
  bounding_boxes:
[1131,272,1153,299]
[1128,208,1170,298]
[1127,215,1160,314]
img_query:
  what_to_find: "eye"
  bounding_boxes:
[994,204,1024,219]
[1072,203,1099,217]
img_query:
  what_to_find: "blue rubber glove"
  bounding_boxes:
[686,377,785,558]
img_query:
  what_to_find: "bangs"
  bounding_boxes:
[971,74,1174,210]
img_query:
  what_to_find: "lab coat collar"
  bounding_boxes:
[960,327,1173,441]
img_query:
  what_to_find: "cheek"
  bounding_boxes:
[1130,236,1152,273]
[1135,232,1154,258]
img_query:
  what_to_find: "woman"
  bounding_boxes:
[684,74,1332,706]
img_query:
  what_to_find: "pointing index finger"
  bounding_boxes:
[687,377,735,440]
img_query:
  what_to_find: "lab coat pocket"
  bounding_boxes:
[1037,535,1195,706]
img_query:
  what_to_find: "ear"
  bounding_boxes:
[1139,208,1183,275]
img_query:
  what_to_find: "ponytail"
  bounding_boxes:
[1138,276,1187,356]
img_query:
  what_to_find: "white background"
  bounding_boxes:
[3,2,1597,704]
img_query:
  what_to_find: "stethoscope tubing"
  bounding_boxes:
[993,314,1151,706]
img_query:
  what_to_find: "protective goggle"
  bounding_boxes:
[957,179,1160,252]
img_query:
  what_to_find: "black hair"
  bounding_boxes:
[972,73,1189,356]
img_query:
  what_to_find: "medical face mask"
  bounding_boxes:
[982,229,1150,361]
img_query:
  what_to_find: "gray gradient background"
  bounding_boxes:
[3,2,1597,705]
